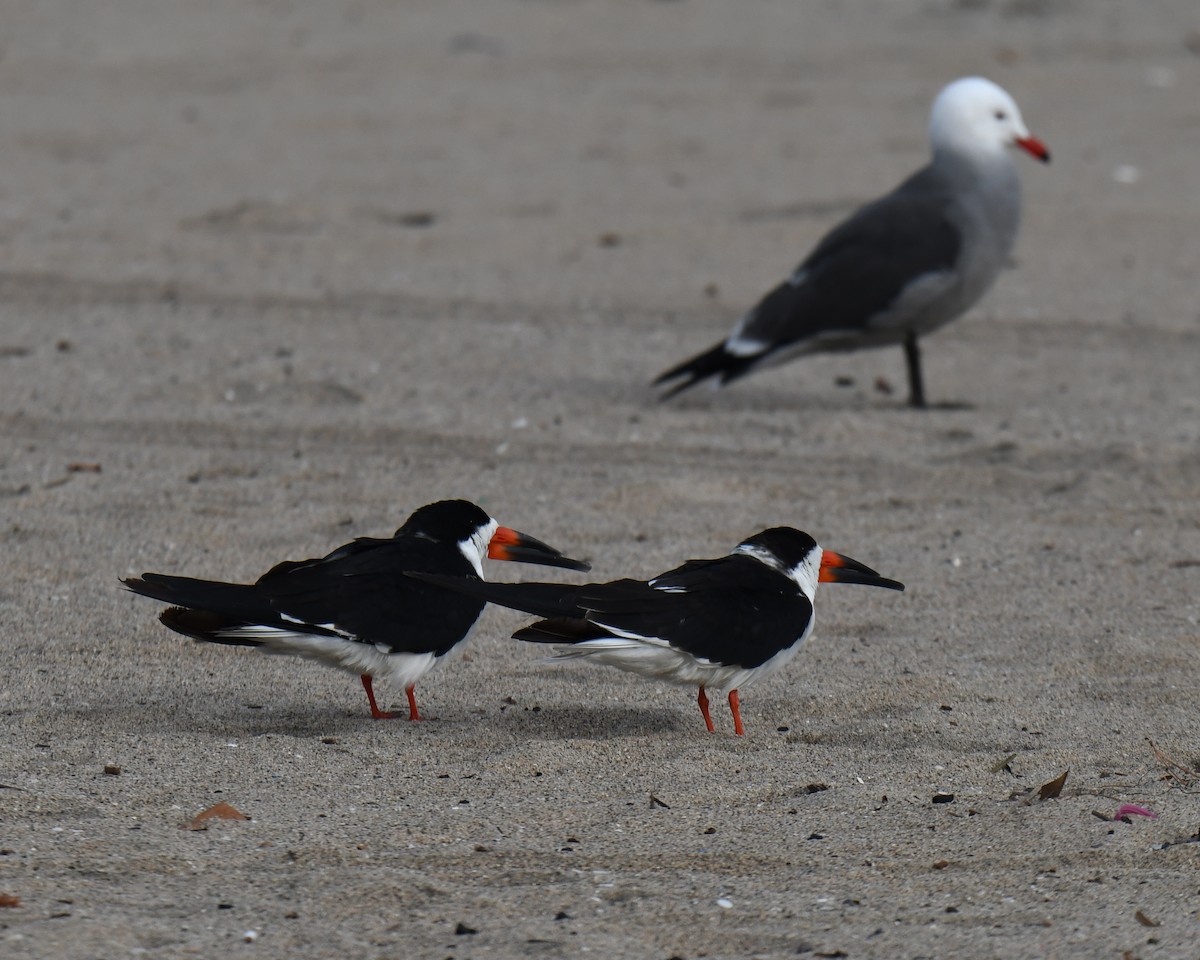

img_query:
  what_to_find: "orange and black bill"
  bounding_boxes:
[819,551,905,591]
[488,527,591,572]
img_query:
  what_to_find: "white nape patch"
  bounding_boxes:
[218,626,440,689]
[461,519,498,578]
[788,548,823,604]
[732,541,789,576]
[735,539,821,601]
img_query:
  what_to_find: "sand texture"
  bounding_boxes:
[2,1,1199,957]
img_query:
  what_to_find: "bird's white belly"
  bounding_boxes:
[548,631,809,693]
[221,625,443,689]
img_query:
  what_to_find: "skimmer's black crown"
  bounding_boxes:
[395,500,492,541]
[738,527,820,568]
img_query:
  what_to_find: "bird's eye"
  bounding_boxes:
[994,109,1008,120]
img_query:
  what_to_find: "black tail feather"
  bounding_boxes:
[513,618,607,644]
[159,607,263,647]
[405,572,586,621]
[653,342,754,400]
[124,573,278,630]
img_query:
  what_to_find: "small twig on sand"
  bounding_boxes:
[1148,738,1199,788]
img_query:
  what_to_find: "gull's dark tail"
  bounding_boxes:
[653,341,754,400]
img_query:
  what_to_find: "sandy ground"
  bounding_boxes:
[2,1,1199,957]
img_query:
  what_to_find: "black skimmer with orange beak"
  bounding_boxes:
[123,500,590,720]
[412,527,903,735]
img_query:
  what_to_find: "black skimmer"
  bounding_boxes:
[655,76,1050,408]
[411,527,903,735]
[123,500,590,720]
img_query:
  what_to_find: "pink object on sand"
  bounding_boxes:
[1114,804,1157,821]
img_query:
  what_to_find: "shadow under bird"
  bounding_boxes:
[123,499,590,720]
[655,76,1050,408]
[412,527,903,735]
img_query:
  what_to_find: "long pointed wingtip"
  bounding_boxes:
[651,363,694,397]
[652,341,733,400]
[122,573,166,600]
[654,375,700,402]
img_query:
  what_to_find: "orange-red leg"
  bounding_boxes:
[360,675,397,720]
[405,685,421,722]
[697,686,715,733]
[728,689,745,737]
